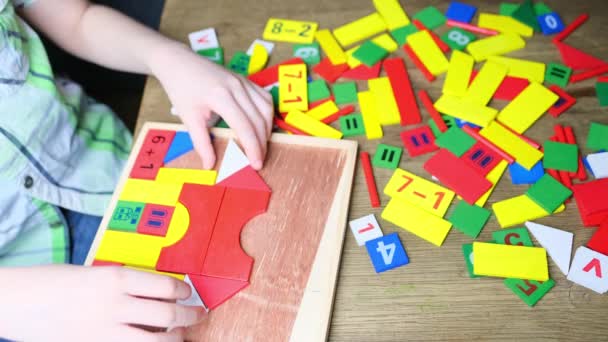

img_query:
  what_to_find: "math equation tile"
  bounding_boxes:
[263,18,318,44]
[130,129,176,180]
[278,64,308,113]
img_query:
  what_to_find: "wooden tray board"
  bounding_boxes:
[85,122,358,341]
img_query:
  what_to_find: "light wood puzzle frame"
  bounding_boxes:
[85,122,358,341]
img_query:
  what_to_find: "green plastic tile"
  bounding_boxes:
[270,86,279,110]
[293,42,321,66]
[596,81,608,107]
[429,115,458,138]
[372,144,403,169]
[462,244,479,278]
[448,201,491,238]
[215,119,229,128]
[197,47,224,65]
[493,227,533,246]
[390,24,419,46]
[587,122,608,151]
[109,201,145,232]
[413,6,447,30]
[441,27,477,51]
[543,141,578,172]
[340,113,365,137]
[526,173,572,213]
[499,3,519,16]
[307,79,331,103]
[512,0,540,31]
[545,63,572,88]
[504,278,555,306]
[534,2,553,16]
[352,41,388,67]
[228,51,250,76]
[333,82,358,105]
[435,126,477,157]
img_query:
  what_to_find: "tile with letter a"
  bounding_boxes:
[365,233,409,273]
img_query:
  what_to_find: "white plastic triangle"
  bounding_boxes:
[177,275,208,311]
[525,221,573,275]
[216,140,249,183]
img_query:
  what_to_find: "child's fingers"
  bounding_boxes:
[120,326,186,342]
[241,79,274,140]
[121,297,205,328]
[180,109,216,170]
[116,267,191,300]
[229,85,268,158]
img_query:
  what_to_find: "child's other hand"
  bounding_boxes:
[151,43,274,170]
[0,265,205,342]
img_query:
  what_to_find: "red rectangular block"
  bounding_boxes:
[418,90,447,132]
[424,148,493,204]
[383,58,422,125]
[573,179,608,227]
[588,220,608,255]
[400,125,438,157]
[130,129,176,180]
[341,62,381,80]
[470,71,530,101]
[360,152,381,208]
[248,57,304,87]
[461,141,502,177]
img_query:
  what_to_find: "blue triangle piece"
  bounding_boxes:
[163,131,194,164]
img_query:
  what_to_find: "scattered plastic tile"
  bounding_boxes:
[434,126,476,157]
[333,82,358,104]
[445,1,477,23]
[365,232,410,273]
[587,123,608,152]
[413,6,447,30]
[545,63,572,88]
[448,200,491,238]
[390,24,419,46]
[543,141,579,172]
[307,79,331,103]
[352,41,388,67]
[508,161,544,184]
[595,80,608,107]
[372,144,403,169]
[504,278,555,307]
[526,173,572,214]
[441,27,476,51]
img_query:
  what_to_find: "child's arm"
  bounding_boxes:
[20,0,273,170]
[0,265,204,341]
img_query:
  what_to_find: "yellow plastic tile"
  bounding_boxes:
[346,46,362,68]
[373,0,410,30]
[125,266,186,280]
[382,197,452,246]
[278,64,308,113]
[285,110,343,139]
[384,168,455,217]
[315,29,347,65]
[306,100,339,120]
[465,61,508,106]
[368,77,401,125]
[358,91,383,139]
[120,179,182,206]
[372,33,398,53]
[406,30,449,76]
[478,13,534,38]
[263,18,318,44]
[466,33,526,62]
[492,194,565,228]
[475,160,508,207]
[479,121,543,170]
[496,82,559,134]
[248,43,269,74]
[443,50,474,97]
[488,56,546,83]
[155,168,217,187]
[473,242,549,281]
[333,13,387,47]
[434,94,498,127]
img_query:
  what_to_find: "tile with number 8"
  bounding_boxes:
[365,233,409,273]
[441,28,476,51]
[263,18,318,44]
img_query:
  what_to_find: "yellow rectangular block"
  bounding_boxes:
[479,121,543,170]
[473,242,549,281]
[368,77,401,125]
[333,13,387,47]
[496,82,559,134]
[478,13,534,37]
[155,168,217,186]
[492,194,565,228]
[306,100,339,120]
[406,30,449,76]
[357,91,383,139]
[384,168,455,217]
[285,110,343,139]
[382,197,452,246]
[443,50,474,97]
[278,64,308,113]
[488,56,546,83]
[263,18,318,44]
[346,46,362,68]
[372,34,398,53]
[125,266,186,280]
[465,61,508,106]
[466,33,526,62]
[120,179,182,206]
[373,0,410,30]
[475,160,508,207]
[434,94,498,127]
[315,29,347,65]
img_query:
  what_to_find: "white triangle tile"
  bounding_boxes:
[525,221,573,275]
[217,140,250,183]
[177,275,208,311]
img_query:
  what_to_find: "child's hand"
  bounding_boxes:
[0,265,205,342]
[151,43,274,170]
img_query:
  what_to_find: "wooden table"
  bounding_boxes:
[136,0,608,340]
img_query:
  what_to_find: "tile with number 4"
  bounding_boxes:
[365,233,410,273]
[349,214,383,246]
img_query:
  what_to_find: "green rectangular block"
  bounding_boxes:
[545,63,572,88]
[462,244,479,278]
[512,0,540,31]
[109,201,145,232]
[372,144,402,169]
[293,42,321,66]
[197,47,224,65]
[333,82,358,105]
[413,6,447,30]
[504,278,555,306]
[587,122,608,151]
[449,201,491,238]
[340,113,365,137]
[352,41,388,67]
[441,28,477,51]
[492,227,533,246]
[228,51,250,76]
[435,126,477,157]
[543,141,578,172]
[390,24,419,46]
[596,81,608,107]
[429,115,458,138]
[307,79,331,103]
[499,3,519,16]
[526,173,572,213]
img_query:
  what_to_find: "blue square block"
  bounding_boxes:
[365,233,409,273]
[446,1,477,23]
[509,161,544,184]
[538,13,565,35]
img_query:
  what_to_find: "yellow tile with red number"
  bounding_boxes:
[278,64,308,113]
[473,242,549,281]
[263,18,318,44]
[406,30,449,76]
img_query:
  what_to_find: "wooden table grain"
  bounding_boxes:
[136,1,608,340]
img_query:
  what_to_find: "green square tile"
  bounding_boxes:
[307,79,331,103]
[448,201,491,238]
[512,0,540,31]
[543,141,578,172]
[499,3,519,16]
[197,47,224,65]
[270,86,279,110]
[462,244,479,278]
[333,82,358,105]
[435,126,477,157]
[390,24,419,46]
[504,278,555,306]
[372,144,402,169]
[526,173,572,213]
[441,28,477,51]
[109,201,145,232]
[352,41,388,67]
[228,51,250,76]
[293,42,321,66]
[413,6,447,30]
[492,227,533,246]
[429,115,458,138]
[587,122,608,151]
[534,2,553,16]
[340,113,365,137]
[545,63,572,88]
[596,81,608,107]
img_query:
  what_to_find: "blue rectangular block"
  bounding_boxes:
[365,232,409,273]
[446,1,477,23]
[508,161,544,184]
[538,13,565,35]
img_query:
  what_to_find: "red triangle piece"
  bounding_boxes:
[188,274,249,310]
[341,62,381,80]
[555,42,608,71]
[216,165,271,192]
